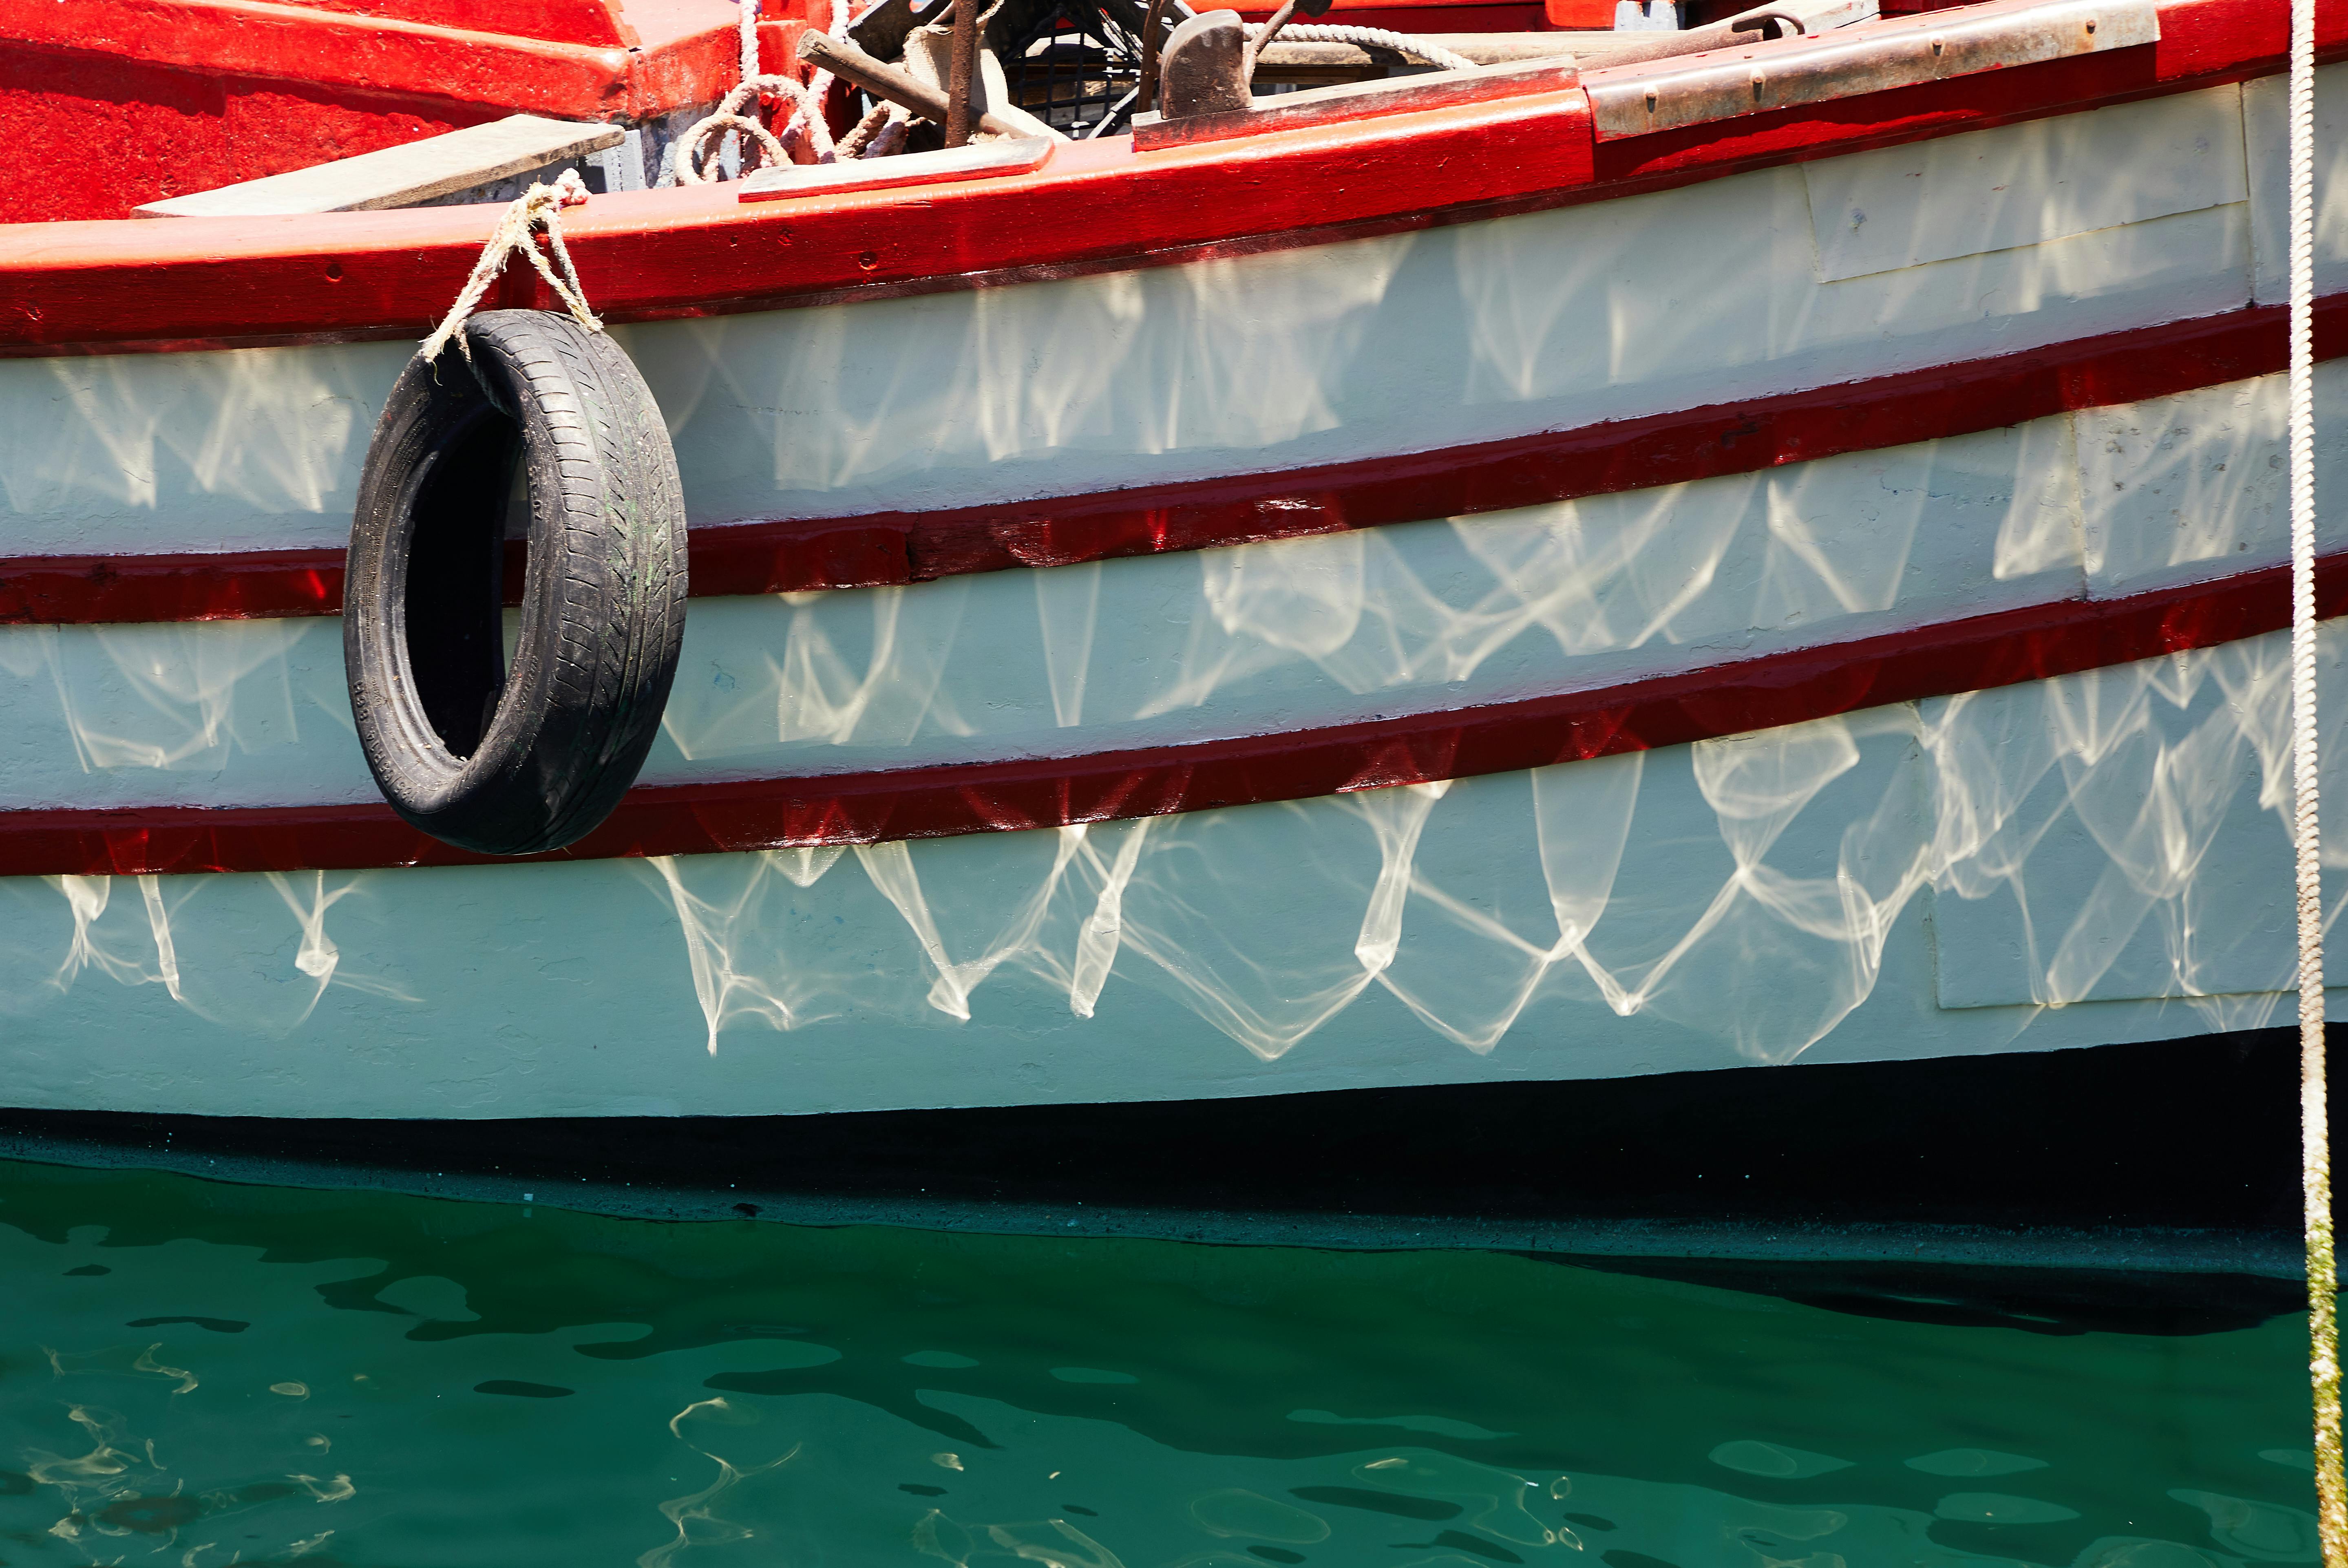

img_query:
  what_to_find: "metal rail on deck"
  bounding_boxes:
[1584,0,2158,139]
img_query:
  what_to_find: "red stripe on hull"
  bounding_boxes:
[7,297,2338,625]
[7,555,2341,878]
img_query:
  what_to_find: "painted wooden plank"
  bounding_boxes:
[1924,628,2315,1009]
[1804,83,2247,283]
[0,546,2344,879]
[2079,370,2295,598]
[0,408,2091,813]
[2243,62,2348,307]
[1,294,2339,630]
[135,115,625,217]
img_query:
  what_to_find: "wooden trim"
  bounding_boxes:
[2,0,2327,356]
[6,551,2341,877]
[135,115,625,217]
[5,295,2337,626]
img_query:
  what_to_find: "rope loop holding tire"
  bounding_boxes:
[418,168,599,364]
[346,307,688,855]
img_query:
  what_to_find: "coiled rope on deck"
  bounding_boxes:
[2287,0,2347,1550]
[683,0,855,181]
[679,74,839,181]
[418,168,600,364]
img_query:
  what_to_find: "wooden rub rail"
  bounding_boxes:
[1585,0,2160,138]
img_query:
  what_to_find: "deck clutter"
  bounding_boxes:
[112,0,1881,217]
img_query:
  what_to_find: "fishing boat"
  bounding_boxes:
[1,0,2341,1130]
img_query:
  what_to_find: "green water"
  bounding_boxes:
[0,1159,2323,1568]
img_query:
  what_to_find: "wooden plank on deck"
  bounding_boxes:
[137,115,625,218]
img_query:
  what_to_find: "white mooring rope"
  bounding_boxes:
[419,168,599,363]
[2289,0,2346,1550]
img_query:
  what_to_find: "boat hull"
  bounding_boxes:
[3,38,2346,1117]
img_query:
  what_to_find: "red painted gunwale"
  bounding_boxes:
[4,0,2335,356]
[7,553,2341,878]
[6,294,2341,625]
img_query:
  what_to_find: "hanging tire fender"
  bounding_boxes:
[344,309,688,856]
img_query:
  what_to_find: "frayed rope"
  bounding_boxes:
[420,167,599,364]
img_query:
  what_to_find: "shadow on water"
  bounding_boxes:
[1546,1254,2307,1338]
[0,1150,2328,1566]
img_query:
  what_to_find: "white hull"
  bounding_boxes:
[3,64,2346,1117]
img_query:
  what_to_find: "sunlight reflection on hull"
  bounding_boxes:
[7,629,2334,1075]
[1,73,2344,1098]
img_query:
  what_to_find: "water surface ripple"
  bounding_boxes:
[0,1160,2319,1566]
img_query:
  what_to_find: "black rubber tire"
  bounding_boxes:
[344,310,687,855]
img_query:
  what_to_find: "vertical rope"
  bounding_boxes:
[2288,0,2347,1555]
[721,0,760,174]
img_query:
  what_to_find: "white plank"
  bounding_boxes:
[2243,62,2348,306]
[137,115,624,218]
[1804,83,2246,282]
[2079,361,2348,599]
[1925,627,2343,1009]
